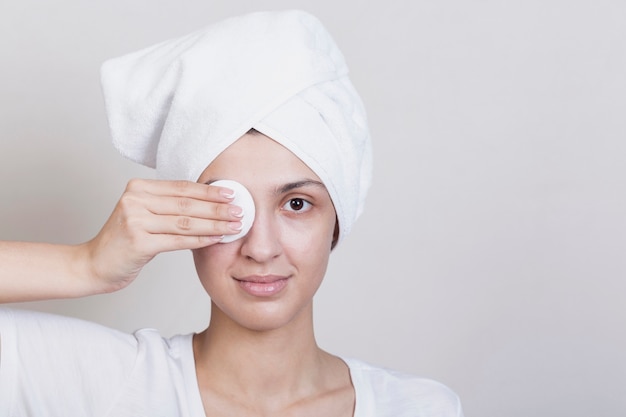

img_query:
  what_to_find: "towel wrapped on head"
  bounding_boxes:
[100,10,372,244]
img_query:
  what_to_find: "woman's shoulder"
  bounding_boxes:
[343,357,464,417]
[1,306,136,344]
[0,307,190,372]
[0,306,182,345]
[0,307,192,416]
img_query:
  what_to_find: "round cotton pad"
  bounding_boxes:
[212,180,256,243]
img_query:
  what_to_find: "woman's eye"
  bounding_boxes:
[283,198,312,212]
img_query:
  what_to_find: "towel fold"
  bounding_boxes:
[101,10,371,243]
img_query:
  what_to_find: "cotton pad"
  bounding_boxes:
[212,180,256,243]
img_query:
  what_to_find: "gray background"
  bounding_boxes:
[1,1,625,416]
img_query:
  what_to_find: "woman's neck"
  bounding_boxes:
[194,301,328,401]
[193,302,354,416]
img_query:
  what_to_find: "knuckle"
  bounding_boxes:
[218,203,230,217]
[117,192,139,212]
[176,216,192,231]
[177,197,192,213]
[215,220,231,234]
[175,234,190,247]
[126,178,144,192]
[218,201,234,218]
[205,184,216,199]
[205,203,219,219]
[171,234,197,250]
[173,180,191,193]
[117,195,132,212]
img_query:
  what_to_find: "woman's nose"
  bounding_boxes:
[239,209,282,262]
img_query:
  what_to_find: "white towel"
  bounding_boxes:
[101,10,371,243]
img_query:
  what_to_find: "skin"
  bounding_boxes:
[192,131,355,416]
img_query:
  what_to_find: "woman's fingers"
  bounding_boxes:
[118,179,244,237]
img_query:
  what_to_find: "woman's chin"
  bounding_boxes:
[212,301,311,334]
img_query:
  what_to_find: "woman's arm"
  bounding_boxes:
[0,241,99,302]
[0,179,242,303]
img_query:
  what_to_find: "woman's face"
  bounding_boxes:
[193,132,337,332]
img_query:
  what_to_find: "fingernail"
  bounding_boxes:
[229,206,244,218]
[219,187,235,199]
[229,221,243,231]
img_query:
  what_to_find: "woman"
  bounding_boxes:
[0,10,463,416]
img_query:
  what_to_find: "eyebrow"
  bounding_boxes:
[203,178,326,194]
[277,179,326,194]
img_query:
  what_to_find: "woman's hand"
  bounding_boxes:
[81,178,243,294]
[0,179,242,302]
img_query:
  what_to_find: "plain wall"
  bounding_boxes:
[1,1,625,415]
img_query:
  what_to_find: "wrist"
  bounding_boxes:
[72,241,112,296]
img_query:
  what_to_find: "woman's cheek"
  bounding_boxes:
[192,242,234,279]
[280,215,333,251]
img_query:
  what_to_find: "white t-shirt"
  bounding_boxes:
[0,308,463,417]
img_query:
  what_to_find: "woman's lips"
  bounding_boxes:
[235,275,290,297]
